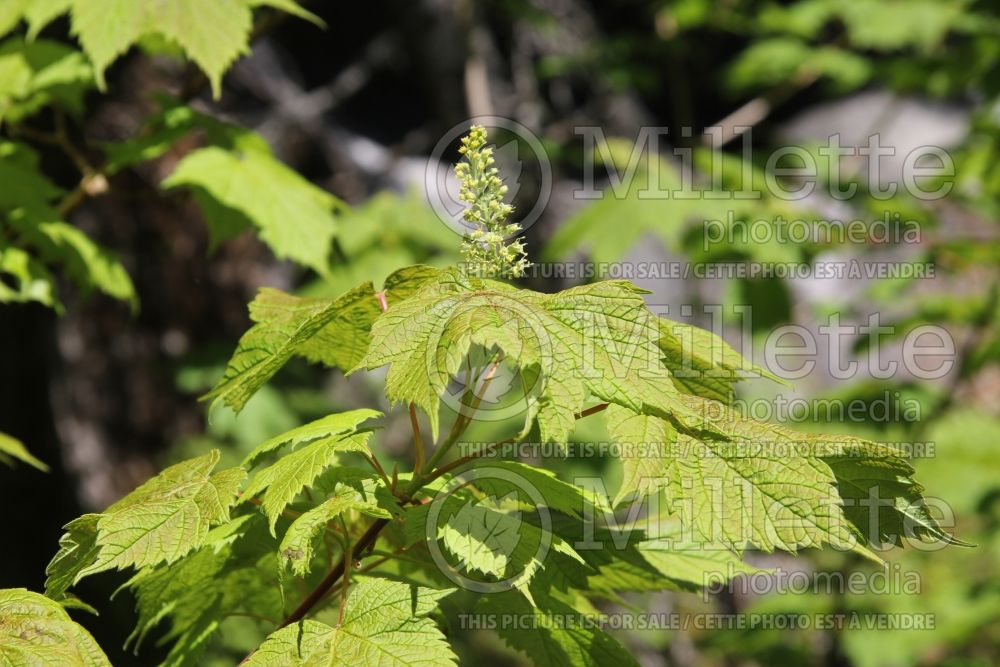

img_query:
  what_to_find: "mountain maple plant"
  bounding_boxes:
[2,127,960,666]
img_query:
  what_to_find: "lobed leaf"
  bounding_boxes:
[204,284,376,413]
[605,394,957,555]
[44,514,99,600]
[12,0,321,97]
[45,450,245,587]
[404,488,585,602]
[354,267,701,441]
[163,144,339,274]
[243,409,382,468]
[0,588,111,666]
[659,319,786,403]
[241,431,374,535]
[245,578,457,666]
[207,266,440,413]
[124,514,283,664]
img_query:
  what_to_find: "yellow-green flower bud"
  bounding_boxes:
[454,125,532,279]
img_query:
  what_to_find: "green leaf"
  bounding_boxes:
[0,245,58,307]
[681,396,961,549]
[55,451,246,581]
[478,589,638,667]
[241,431,374,534]
[246,285,380,375]
[290,265,445,371]
[0,0,72,38]
[207,266,441,413]
[245,578,457,666]
[278,489,384,577]
[163,143,339,273]
[659,319,786,403]
[68,0,318,97]
[592,536,763,595]
[101,98,203,173]
[836,0,966,52]
[822,440,970,547]
[204,283,377,413]
[606,397,864,554]
[0,0,29,37]
[68,0,144,90]
[404,489,584,601]
[0,37,93,124]
[0,588,111,666]
[606,394,951,556]
[535,514,761,598]
[125,514,283,663]
[726,37,871,92]
[445,493,529,580]
[8,214,137,308]
[23,0,73,40]
[605,403,677,506]
[354,268,699,441]
[465,461,607,519]
[45,514,100,600]
[243,409,382,468]
[0,141,63,207]
[0,430,48,471]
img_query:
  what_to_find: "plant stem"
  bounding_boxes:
[423,353,503,475]
[409,404,425,471]
[274,363,603,631]
[364,453,391,487]
[336,515,351,626]
[576,402,609,419]
[279,517,389,628]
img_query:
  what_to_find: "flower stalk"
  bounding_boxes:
[456,125,531,278]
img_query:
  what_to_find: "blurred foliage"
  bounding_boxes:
[0,0,998,665]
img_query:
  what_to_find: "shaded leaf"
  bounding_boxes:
[478,589,638,667]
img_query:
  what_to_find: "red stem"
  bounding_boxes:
[279,518,389,628]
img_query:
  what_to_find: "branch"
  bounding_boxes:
[13,116,110,216]
[364,452,391,488]
[576,402,609,420]
[278,517,389,628]
[703,67,820,148]
[409,404,425,471]
[336,515,351,626]
[273,393,608,630]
